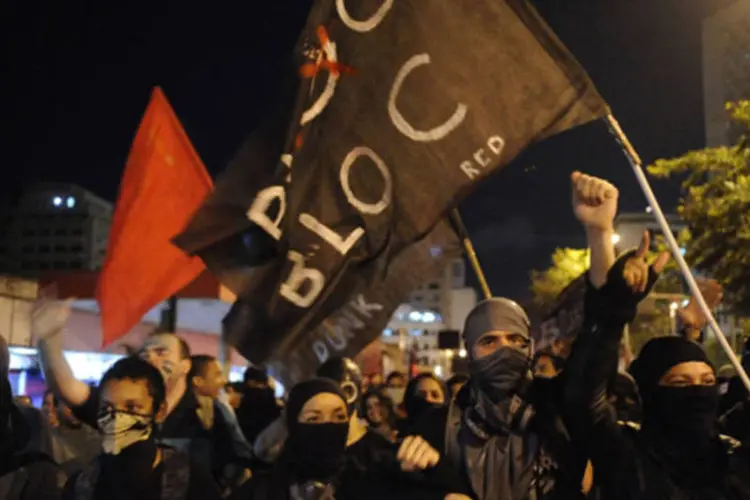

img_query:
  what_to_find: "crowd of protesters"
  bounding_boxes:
[2,172,750,499]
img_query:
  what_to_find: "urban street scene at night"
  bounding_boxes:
[2,1,750,499]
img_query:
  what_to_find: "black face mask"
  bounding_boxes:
[407,397,444,422]
[646,385,719,437]
[287,422,349,483]
[468,346,530,403]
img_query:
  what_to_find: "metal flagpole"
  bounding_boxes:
[606,114,750,392]
[449,209,492,300]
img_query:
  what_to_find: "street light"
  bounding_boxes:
[611,233,621,245]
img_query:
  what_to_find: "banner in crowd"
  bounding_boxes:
[176,0,609,365]
[99,87,213,347]
[535,274,587,355]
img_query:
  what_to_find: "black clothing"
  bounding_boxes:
[0,404,65,500]
[236,387,281,445]
[231,430,448,500]
[563,262,750,499]
[407,380,586,500]
[61,447,221,500]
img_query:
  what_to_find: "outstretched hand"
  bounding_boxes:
[31,295,74,342]
[622,231,670,293]
[678,279,723,330]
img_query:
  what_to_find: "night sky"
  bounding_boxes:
[3,0,735,301]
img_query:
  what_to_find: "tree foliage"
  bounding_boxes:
[529,247,589,310]
[648,100,750,314]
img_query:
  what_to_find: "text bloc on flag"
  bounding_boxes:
[98,87,213,347]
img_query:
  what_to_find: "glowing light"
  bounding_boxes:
[422,312,436,322]
[611,233,621,245]
[645,206,653,213]
[669,302,679,311]
[408,311,422,322]
[66,196,76,208]
[458,348,467,358]
[434,365,443,377]
[680,247,687,256]
[52,196,63,207]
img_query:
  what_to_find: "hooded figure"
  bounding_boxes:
[563,250,750,500]
[401,298,583,500]
[0,336,65,500]
[230,378,350,500]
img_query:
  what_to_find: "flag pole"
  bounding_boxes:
[606,114,750,392]
[449,209,492,300]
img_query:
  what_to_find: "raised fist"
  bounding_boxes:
[571,171,618,231]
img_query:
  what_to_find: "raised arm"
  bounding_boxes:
[34,298,92,408]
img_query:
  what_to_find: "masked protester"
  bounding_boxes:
[253,359,461,499]
[398,297,589,499]
[562,175,750,498]
[63,356,221,500]
[236,366,282,449]
[0,336,65,500]
[36,301,252,491]
[230,378,351,500]
[400,374,446,436]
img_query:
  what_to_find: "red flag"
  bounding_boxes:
[97,87,213,347]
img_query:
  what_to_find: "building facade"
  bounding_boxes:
[0,184,112,275]
[703,0,750,147]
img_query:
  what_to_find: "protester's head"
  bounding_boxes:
[317,357,363,418]
[98,356,167,455]
[361,389,395,428]
[463,298,531,359]
[446,373,469,399]
[42,390,59,428]
[404,373,446,422]
[243,365,269,389]
[629,336,716,436]
[284,378,349,482]
[139,332,191,388]
[225,382,244,409]
[608,372,642,424]
[188,355,227,400]
[385,371,407,389]
[463,298,532,403]
[532,351,565,379]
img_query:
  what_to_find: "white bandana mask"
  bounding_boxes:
[97,410,153,455]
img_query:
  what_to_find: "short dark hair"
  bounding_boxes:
[386,371,406,384]
[148,332,191,360]
[188,354,216,383]
[100,356,166,415]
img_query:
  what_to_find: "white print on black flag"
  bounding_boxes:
[211,0,608,366]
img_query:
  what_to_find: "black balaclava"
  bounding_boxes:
[629,336,718,437]
[404,374,446,424]
[609,372,642,424]
[463,298,533,435]
[284,378,349,484]
[317,357,363,418]
[629,336,721,484]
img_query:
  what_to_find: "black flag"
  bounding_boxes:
[262,218,461,387]
[176,0,609,365]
